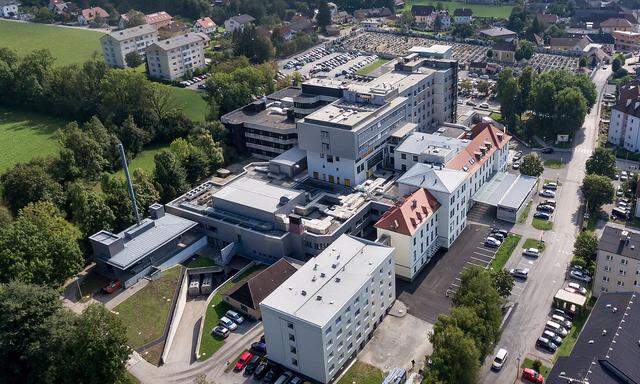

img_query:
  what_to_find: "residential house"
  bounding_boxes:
[599,17,637,33]
[536,13,559,28]
[51,1,78,17]
[613,30,640,52]
[332,10,352,24]
[593,225,640,296]
[548,35,592,51]
[288,17,315,35]
[224,14,255,33]
[158,21,190,39]
[375,188,441,280]
[491,41,516,63]
[453,8,473,24]
[146,32,210,80]
[607,80,640,152]
[411,5,435,25]
[354,7,392,20]
[547,291,640,384]
[145,11,172,29]
[101,24,158,68]
[260,234,396,384]
[78,6,108,25]
[223,259,297,320]
[0,0,19,18]
[194,16,216,34]
[479,27,517,41]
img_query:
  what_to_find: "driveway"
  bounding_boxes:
[164,299,209,364]
[396,224,495,323]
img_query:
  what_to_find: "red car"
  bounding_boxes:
[522,368,544,383]
[234,351,254,371]
[102,280,122,294]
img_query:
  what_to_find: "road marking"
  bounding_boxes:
[473,252,494,259]
[466,261,487,268]
[450,282,461,288]
[471,256,491,263]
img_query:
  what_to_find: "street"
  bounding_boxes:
[478,66,611,384]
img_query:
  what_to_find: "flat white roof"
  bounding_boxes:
[213,177,302,214]
[409,44,452,55]
[260,235,393,327]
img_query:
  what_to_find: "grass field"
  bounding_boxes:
[187,255,218,268]
[532,217,553,230]
[0,20,103,66]
[337,361,384,384]
[356,58,390,76]
[403,0,514,18]
[517,201,532,224]
[489,234,521,270]
[523,238,545,253]
[114,266,182,350]
[0,107,64,173]
[169,88,208,122]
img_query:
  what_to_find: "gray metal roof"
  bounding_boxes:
[213,177,302,214]
[104,24,157,42]
[395,132,468,156]
[397,163,467,193]
[598,225,640,260]
[270,146,306,168]
[472,172,537,210]
[148,32,209,51]
[106,213,197,269]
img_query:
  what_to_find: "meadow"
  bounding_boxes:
[403,0,515,18]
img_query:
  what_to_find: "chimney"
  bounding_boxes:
[411,199,417,208]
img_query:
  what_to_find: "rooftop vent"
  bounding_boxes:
[312,275,317,282]
[320,272,326,278]
[602,329,607,335]
[335,277,341,283]
[316,295,322,301]
[301,290,307,296]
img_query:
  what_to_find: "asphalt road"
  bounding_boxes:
[479,66,611,384]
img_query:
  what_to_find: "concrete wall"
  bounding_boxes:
[157,235,208,270]
[161,268,189,364]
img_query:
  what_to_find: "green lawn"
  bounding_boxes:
[489,111,503,122]
[187,255,218,268]
[337,362,384,384]
[356,58,390,76]
[523,238,545,253]
[517,201,532,224]
[117,143,169,176]
[169,87,208,122]
[0,107,64,173]
[114,266,182,350]
[532,218,553,230]
[522,358,551,378]
[403,0,514,18]
[0,20,103,66]
[544,159,565,169]
[489,234,521,270]
[198,264,266,361]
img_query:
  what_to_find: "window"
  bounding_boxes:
[287,322,294,329]
[620,270,627,276]
[401,153,406,160]
[325,326,332,335]
[290,346,297,354]
[621,258,629,265]
[605,265,611,272]
[606,254,613,261]
[617,280,625,287]
[289,334,295,342]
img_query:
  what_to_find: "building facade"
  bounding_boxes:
[593,225,640,296]
[260,234,396,384]
[224,14,255,32]
[0,0,19,18]
[146,32,209,80]
[607,80,640,152]
[100,24,159,68]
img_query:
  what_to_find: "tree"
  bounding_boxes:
[59,120,110,179]
[232,25,275,64]
[519,153,544,177]
[101,170,160,231]
[612,58,622,73]
[515,40,534,61]
[586,147,617,178]
[555,87,587,134]
[154,150,189,203]
[453,267,502,343]
[518,66,535,109]
[62,304,131,383]
[582,174,614,212]
[486,49,493,59]
[0,201,83,286]
[491,269,515,298]
[476,80,490,95]
[66,182,115,240]
[0,205,11,229]
[427,324,480,384]
[118,115,150,156]
[452,23,473,38]
[0,158,64,214]
[579,56,587,68]
[123,9,146,27]
[435,305,496,359]
[125,51,144,68]
[317,0,332,30]
[573,231,598,266]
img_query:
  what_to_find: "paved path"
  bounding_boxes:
[478,66,611,384]
[164,299,209,365]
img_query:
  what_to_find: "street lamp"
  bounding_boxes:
[513,355,521,384]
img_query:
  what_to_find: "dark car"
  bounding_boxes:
[492,229,509,237]
[534,212,551,220]
[536,337,557,353]
[541,147,554,153]
[537,204,555,213]
[244,355,262,375]
[251,341,267,355]
[262,367,281,384]
[253,361,269,380]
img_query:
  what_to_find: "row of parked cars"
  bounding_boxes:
[484,228,509,247]
[490,349,544,383]
[234,337,304,384]
[311,52,359,74]
[536,308,574,353]
[178,73,211,88]
[284,46,331,70]
[211,310,245,338]
[536,183,558,220]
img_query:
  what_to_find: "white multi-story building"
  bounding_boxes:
[260,234,396,384]
[100,24,158,68]
[607,80,640,152]
[0,0,19,18]
[593,225,640,296]
[224,13,255,32]
[146,32,210,80]
[393,131,469,172]
[375,188,440,280]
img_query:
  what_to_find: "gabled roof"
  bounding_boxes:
[492,41,516,52]
[612,80,640,118]
[549,35,592,49]
[453,8,473,17]
[226,259,298,311]
[536,13,559,24]
[375,188,440,237]
[446,123,511,174]
[228,13,255,25]
[397,163,468,194]
[145,11,172,25]
[195,16,216,29]
[598,225,640,260]
[81,6,108,21]
[411,4,435,16]
[600,17,633,28]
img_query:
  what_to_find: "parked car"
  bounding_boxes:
[569,269,592,283]
[219,316,238,331]
[490,232,505,241]
[523,248,540,258]
[543,182,558,190]
[512,161,520,170]
[102,280,122,294]
[552,308,573,320]
[536,336,558,352]
[251,341,267,355]
[534,212,551,220]
[289,376,303,384]
[545,321,568,337]
[544,199,557,207]
[253,361,269,379]
[491,348,508,371]
[226,310,245,324]
[537,204,555,213]
[244,355,262,375]
[262,367,281,384]
[541,147,554,154]
[510,268,530,279]
[539,190,556,198]
[234,351,254,371]
[522,368,545,383]
[542,329,563,345]
[274,371,293,384]
[551,314,572,329]
[479,102,489,109]
[212,325,230,338]
[568,282,587,295]
[485,237,502,247]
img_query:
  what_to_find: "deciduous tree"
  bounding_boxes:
[582,174,614,212]
[585,147,617,178]
[519,153,544,177]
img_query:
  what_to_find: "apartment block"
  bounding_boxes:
[100,24,158,68]
[375,188,440,280]
[594,225,640,296]
[260,234,396,384]
[146,32,209,80]
[608,80,640,152]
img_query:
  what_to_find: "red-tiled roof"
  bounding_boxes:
[146,11,172,25]
[81,7,108,21]
[375,188,440,237]
[195,16,215,29]
[446,122,511,174]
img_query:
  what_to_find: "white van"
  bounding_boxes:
[491,348,508,371]
[545,321,568,337]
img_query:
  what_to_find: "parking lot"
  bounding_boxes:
[396,223,497,323]
[280,47,379,80]
[335,31,579,72]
